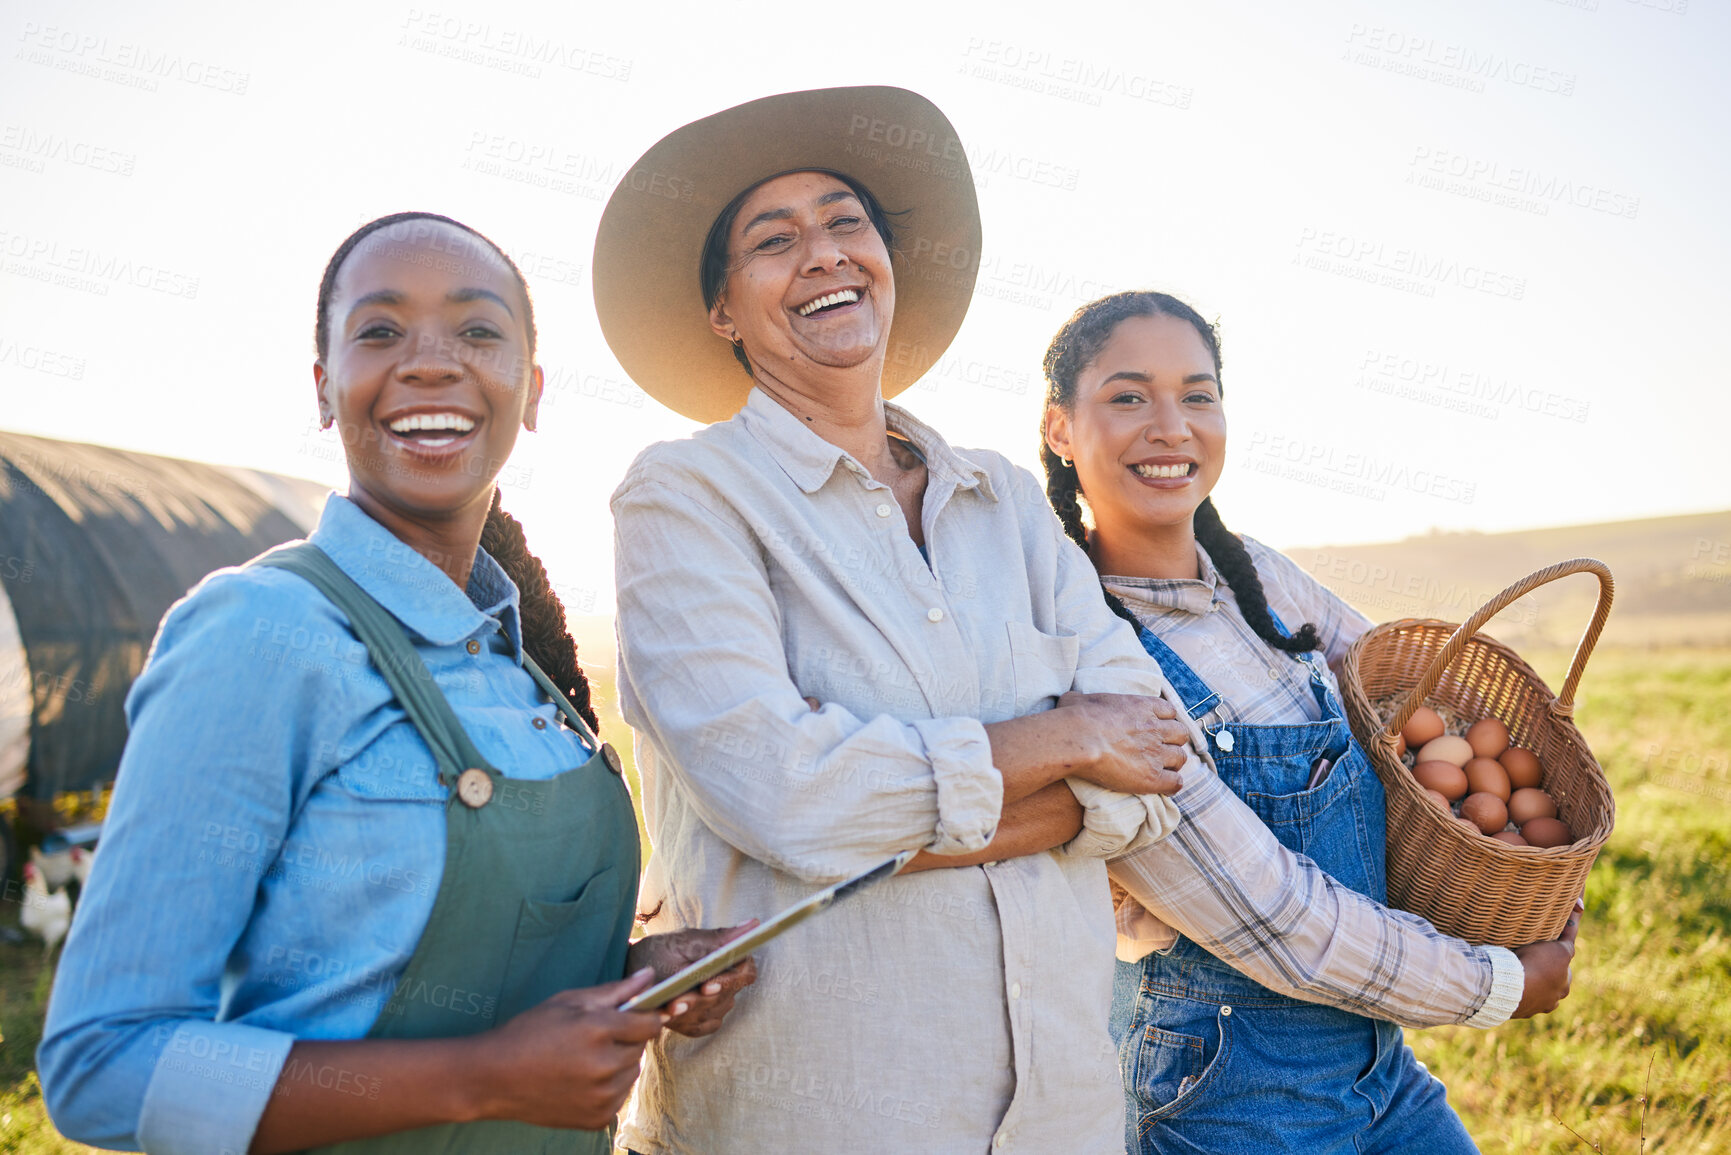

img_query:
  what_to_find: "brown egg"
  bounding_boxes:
[1491,830,1529,847]
[1508,788,1559,825]
[1413,760,1470,801]
[1454,817,1482,835]
[1463,757,1512,802]
[1461,792,1509,835]
[1423,788,1451,811]
[1394,733,1408,758]
[1500,746,1542,790]
[1417,735,1474,769]
[1402,706,1446,748]
[1467,718,1511,759]
[1521,816,1573,848]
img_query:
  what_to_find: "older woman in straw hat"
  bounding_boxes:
[594,87,1199,1153]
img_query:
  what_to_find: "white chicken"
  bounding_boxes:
[20,860,73,956]
[69,845,95,889]
[29,843,77,891]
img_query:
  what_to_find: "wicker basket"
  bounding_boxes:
[1339,558,1617,947]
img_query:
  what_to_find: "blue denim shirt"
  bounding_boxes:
[38,494,596,1155]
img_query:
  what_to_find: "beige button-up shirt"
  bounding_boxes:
[612,389,1189,1155]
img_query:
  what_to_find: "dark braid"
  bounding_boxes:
[1039,290,1320,654]
[481,489,602,735]
[1194,498,1319,653]
[315,213,599,725]
[1042,439,1142,631]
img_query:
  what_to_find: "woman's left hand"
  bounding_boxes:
[626,921,761,1037]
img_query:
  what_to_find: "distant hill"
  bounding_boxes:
[565,510,1731,671]
[1283,510,1731,650]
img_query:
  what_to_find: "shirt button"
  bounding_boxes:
[1268,668,1280,679]
[875,503,894,518]
[926,607,944,623]
[1010,981,1022,999]
[466,639,482,655]
[532,717,547,730]
[994,1134,1006,1148]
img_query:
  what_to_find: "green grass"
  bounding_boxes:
[0,931,91,1153]
[3,647,1727,1152]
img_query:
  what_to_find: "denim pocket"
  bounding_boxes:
[1239,746,1354,829]
[1243,749,1384,899]
[1127,1005,1234,1126]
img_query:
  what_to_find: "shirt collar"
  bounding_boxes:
[1101,541,1219,619]
[736,386,997,501]
[308,493,524,655]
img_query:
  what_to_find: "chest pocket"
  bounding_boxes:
[1006,621,1080,714]
[1232,745,1385,902]
[332,720,448,803]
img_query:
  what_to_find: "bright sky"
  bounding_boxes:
[3,0,1726,610]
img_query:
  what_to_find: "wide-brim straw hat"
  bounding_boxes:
[593,85,981,424]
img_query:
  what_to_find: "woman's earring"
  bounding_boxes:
[1060,456,1073,468]
[320,414,333,431]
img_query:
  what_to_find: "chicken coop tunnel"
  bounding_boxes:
[0,431,327,803]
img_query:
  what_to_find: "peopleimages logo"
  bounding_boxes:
[1294,228,1526,302]
[14,22,250,94]
[1342,24,1576,96]
[1408,146,1640,220]
[1,230,200,299]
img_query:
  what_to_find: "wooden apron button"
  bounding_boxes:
[456,767,494,808]
[601,743,623,776]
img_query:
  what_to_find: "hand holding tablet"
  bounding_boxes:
[621,851,917,1014]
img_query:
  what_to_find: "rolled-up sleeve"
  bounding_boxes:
[614,476,1002,882]
[38,575,308,1152]
[138,1022,294,1155]
[1039,475,1188,858]
[1109,767,1519,1028]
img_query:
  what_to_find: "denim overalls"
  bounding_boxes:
[1110,610,1479,1154]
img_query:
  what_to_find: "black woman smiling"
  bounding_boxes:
[38,212,754,1155]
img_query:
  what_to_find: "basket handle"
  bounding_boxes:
[1382,557,1615,741]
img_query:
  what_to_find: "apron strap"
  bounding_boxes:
[518,649,603,751]
[1134,624,1222,721]
[253,543,492,788]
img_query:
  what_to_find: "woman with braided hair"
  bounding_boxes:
[1042,289,1583,1153]
[39,212,754,1154]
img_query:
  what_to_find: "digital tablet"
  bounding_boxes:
[619,850,916,1012]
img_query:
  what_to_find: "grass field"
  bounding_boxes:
[2,645,1727,1153]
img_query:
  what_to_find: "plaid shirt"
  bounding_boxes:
[1103,537,1526,1029]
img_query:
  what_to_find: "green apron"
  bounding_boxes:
[255,544,640,1155]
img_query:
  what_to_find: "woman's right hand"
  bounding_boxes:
[472,968,665,1130]
[1057,691,1190,797]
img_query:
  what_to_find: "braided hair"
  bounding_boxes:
[315,212,601,728]
[480,489,601,734]
[1040,290,1320,655]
